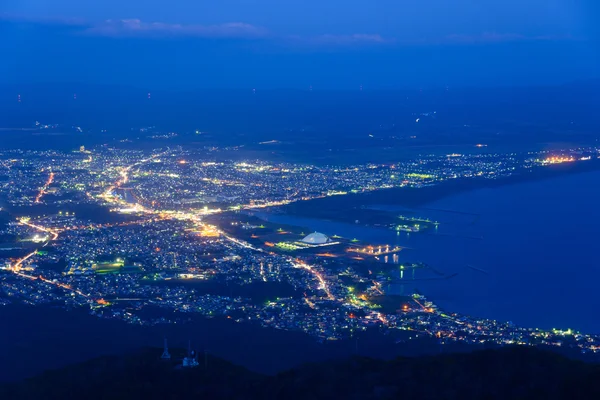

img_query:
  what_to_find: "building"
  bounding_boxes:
[292,232,340,249]
[301,232,332,245]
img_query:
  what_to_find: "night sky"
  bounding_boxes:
[1,0,598,88]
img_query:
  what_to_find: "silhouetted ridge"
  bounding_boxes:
[2,347,600,399]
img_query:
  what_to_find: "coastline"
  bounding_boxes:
[282,158,600,218]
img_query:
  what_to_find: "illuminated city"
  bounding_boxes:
[1,140,599,352]
[2,0,599,396]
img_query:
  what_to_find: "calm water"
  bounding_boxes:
[258,170,600,334]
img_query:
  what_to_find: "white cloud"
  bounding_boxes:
[83,19,269,39]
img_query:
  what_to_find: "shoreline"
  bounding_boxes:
[282,159,600,217]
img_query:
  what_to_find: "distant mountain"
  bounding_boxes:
[2,347,599,399]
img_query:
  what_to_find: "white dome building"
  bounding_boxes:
[300,232,331,245]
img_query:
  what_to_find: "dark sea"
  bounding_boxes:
[257,169,600,334]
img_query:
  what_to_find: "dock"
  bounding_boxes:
[347,245,403,256]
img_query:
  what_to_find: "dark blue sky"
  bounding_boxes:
[1,0,598,89]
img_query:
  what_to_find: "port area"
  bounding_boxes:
[207,212,406,262]
[366,295,428,314]
[278,204,439,233]
[394,215,439,233]
[206,213,457,293]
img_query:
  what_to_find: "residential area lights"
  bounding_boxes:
[0,145,599,345]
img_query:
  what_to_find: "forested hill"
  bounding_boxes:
[2,346,600,399]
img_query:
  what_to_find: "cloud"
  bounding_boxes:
[2,13,576,48]
[312,34,388,45]
[82,19,269,39]
[82,21,389,46]
[1,13,389,47]
[1,13,268,40]
[441,32,577,44]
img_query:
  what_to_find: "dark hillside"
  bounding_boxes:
[2,347,600,399]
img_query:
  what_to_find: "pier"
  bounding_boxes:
[347,244,403,256]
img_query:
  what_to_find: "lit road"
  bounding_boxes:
[11,250,38,272]
[19,220,59,243]
[291,259,335,300]
[9,219,60,273]
[7,221,90,299]
[35,171,54,203]
[98,150,341,302]
[8,150,365,317]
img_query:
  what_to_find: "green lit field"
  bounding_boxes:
[395,216,439,233]
[92,261,141,275]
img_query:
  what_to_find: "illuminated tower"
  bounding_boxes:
[182,340,199,367]
[161,338,171,359]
